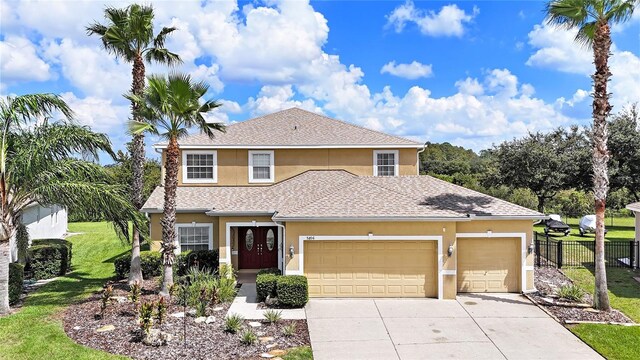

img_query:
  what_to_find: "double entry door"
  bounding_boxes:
[238,226,278,269]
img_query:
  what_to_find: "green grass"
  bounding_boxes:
[0,222,128,360]
[561,267,640,359]
[282,346,313,360]
[571,325,640,360]
[534,216,635,242]
[563,267,640,322]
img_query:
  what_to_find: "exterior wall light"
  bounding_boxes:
[289,244,295,258]
[528,242,535,254]
[447,244,454,257]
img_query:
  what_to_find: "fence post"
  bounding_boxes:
[535,235,541,267]
[557,240,563,269]
[631,241,637,269]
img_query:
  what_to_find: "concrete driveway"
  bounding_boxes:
[305,294,602,360]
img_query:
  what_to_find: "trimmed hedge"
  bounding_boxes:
[176,250,219,276]
[114,249,219,279]
[27,239,72,280]
[276,275,308,307]
[256,273,279,302]
[9,263,24,305]
[114,251,162,280]
[257,267,282,276]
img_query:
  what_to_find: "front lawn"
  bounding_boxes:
[562,267,640,360]
[0,222,127,360]
[534,216,635,242]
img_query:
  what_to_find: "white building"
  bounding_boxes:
[10,204,68,262]
[627,202,640,243]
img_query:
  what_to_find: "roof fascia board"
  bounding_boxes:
[153,144,423,150]
[273,216,471,222]
[142,208,211,214]
[205,211,275,217]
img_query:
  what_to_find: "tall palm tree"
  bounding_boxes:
[127,74,225,296]
[0,94,141,314]
[87,4,181,284]
[545,0,637,310]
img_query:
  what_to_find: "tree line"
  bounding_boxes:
[421,105,640,216]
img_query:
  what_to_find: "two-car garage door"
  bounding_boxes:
[305,240,437,298]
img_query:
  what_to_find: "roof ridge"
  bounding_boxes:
[289,107,421,145]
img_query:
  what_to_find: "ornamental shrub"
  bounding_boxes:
[256,273,278,302]
[276,275,308,307]
[175,250,219,276]
[16,223,29,265]
[257,267,282,276]
[9,263,24,305]
[114,251,162,280]
[27,239,72,280]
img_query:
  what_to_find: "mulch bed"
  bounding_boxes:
[530,267,633,324]
[63,278,310,360]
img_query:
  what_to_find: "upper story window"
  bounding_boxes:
[373,150,399,177]
[182,150,217,184]
[248,150,274,183]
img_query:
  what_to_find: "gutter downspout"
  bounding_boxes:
[272,212,287,275]
[155,147,165,186]
[416,142,428,175]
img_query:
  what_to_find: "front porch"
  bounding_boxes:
[220,219,285,275]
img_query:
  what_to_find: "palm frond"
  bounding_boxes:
[2,94,74,125]
[545,0,590,29]
[575,21,597,47]
[153,27,178,49]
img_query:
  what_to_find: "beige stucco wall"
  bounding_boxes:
[165,148,418,186]
[635,213,640,243]
[148,214,535,296]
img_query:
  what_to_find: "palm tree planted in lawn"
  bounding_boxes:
[87,3,181,285]
[127,73,224,296]
[0,94,142,314]
[545,0,637,311]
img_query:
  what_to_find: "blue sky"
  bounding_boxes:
[1,0,639,162]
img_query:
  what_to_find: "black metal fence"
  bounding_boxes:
[534,232,639,269]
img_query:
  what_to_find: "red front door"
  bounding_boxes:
[238,227,279,269]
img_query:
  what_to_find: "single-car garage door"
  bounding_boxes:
[305,240,437,298]
[457,238,520,292]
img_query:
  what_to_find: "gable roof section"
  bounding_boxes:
[154,108,422,148]
[141,171,544,220]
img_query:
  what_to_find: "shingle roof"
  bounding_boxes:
[141,171,543,220]
[154,108,421,148]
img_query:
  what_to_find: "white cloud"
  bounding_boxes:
[526,23,592,74]
[0,36,52,83]
[60,92,129,134]
[526,22,640,108]
[455,77,484,96]
[380,60,433,79]
[246,85,322,116]
[386,1,478,37]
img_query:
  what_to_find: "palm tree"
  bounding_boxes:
[0,94,141,314]
[127,73,225,296]
[545,0,637,310]
[87,4,181,284]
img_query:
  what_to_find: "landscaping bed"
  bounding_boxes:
[63,278,310,360]
[531,267,633,324]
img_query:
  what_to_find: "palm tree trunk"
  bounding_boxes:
[0,239,9,314]
[129,55,146,285]
[592,19,612,311]
[160,136,179,296]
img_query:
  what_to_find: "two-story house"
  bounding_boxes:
[142,108,544,300]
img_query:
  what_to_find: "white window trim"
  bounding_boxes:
[373,150,399,177]
[182,150,218,184]
[175,223,214,254]
[248,150,275,183]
